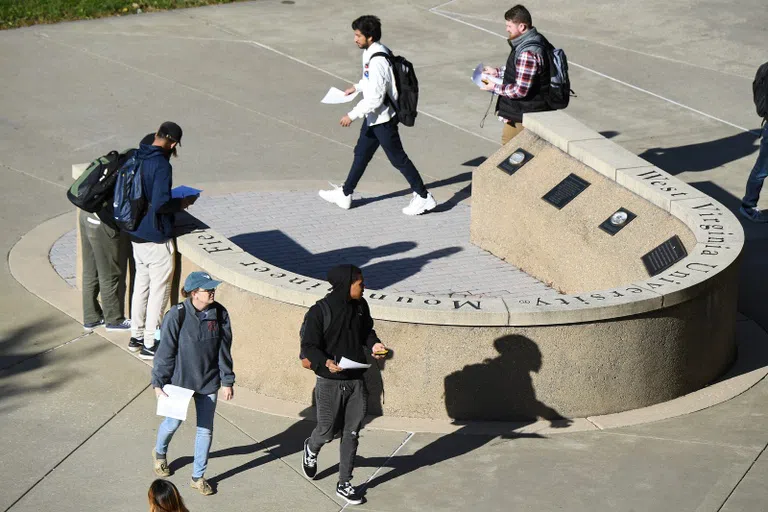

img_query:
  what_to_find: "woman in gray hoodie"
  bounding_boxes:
[151,271,235,496]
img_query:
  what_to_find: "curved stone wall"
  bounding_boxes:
[72,111,743,421]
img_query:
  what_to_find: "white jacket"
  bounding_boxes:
[347,42,397,126]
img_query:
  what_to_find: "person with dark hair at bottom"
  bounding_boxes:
[151,271,235,496]
[148,479,190,512]
[300,264,389,506]
[481,5,554,144]
[319,15,436,216]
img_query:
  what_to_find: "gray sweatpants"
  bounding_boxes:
[308,377,367,483]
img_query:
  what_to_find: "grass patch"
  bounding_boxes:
[0,0,247,30]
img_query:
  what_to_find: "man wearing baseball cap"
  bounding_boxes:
[127,122,198,359]
[151,271,235,496]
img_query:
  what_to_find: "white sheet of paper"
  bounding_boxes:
[156,385,195,421]
[338,356,371,370]
[471,63,503,87]
[321,87,360,104]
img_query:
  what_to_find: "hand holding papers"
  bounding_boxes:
[338,356,371,370]
[156,385,194,421]
[321,87,360,104]
[472,63,503,89]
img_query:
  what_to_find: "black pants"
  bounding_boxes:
[342,118,428,198]
[308,377,367,483]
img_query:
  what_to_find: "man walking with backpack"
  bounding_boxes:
[739,62,768,223]
[318,15,436,216]
[126,122,197,359]
[300,264,388,506]
[481,5,555,145]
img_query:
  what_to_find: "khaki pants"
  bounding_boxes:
[501,121,524,145]
[130,239,175,346]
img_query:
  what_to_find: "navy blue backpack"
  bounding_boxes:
[112,153,146,232]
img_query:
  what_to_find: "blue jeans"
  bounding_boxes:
[155,392,217,478]
[742,124,768,208]
[343,118,428,198]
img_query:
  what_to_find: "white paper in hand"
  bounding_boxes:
[321,87,360,104]
[156,385,195,421]
[471,63,503,88]
[338,356,371,370]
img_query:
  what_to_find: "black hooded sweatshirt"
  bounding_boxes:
[301,264,377,380]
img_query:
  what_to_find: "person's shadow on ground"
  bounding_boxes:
[639,130,761,175]
[313,335,571,491]
[167,405,315,485]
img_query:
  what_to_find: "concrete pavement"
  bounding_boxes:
[2,0,768,510]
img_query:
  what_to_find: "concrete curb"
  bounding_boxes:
[12,210,768,435]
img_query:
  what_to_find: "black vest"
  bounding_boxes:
[496,29,551,123]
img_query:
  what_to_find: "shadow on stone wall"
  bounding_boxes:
[444,334,567,422]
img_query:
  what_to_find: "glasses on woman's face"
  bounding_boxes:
[197,289,216,295]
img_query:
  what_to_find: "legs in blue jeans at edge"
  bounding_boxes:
[742,124,768,209]
[343,118,428,198]
[155,392,217,478]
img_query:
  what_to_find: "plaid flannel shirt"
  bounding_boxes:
[493,50,545,123]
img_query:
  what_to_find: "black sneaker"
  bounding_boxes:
[139,342,159,360]
[128,337,144,353]
[301,438,317,479]
[336,481,362,505]
[83,318,104,330]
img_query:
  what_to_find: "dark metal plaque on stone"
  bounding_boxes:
[497,148,534,176]
[642,235,688,276]
[542,174,590,209]
[599,208,637,236]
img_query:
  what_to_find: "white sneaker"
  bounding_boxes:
[319,184,352,210]
[402,192,436,216]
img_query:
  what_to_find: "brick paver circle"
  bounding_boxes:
[52,191,558,299]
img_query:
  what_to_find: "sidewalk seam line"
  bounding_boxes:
[595,429,761,450]
[342,431,415,511]
[214,411,340,507]
[715,441,768,512]
[3,383,150,512]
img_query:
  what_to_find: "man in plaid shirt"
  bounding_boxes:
[481,5,552,145]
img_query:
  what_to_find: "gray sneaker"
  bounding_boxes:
[190,477,214,496]
[152,450,170,477]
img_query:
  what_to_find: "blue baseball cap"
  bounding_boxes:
[184,271,222,292]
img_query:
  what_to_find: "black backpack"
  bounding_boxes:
[67,149,136,213]
[753,62,768,121]
[371,51,419,127]
[299,298,332,368]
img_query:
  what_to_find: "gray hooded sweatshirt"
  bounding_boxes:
[151,299,235,395]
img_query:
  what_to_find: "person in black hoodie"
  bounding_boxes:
[300,264,388,506]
